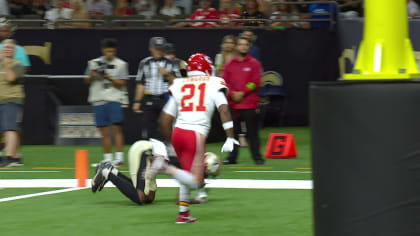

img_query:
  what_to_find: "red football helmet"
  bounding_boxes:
[187,53,213,75]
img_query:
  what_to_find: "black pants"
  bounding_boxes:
[141,95,166,139]
[227,109,263,162]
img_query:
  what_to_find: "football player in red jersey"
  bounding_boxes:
[145,53,239,223]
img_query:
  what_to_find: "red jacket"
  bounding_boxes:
[222,54,262,109]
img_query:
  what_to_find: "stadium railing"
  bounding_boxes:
[6,1,337,29]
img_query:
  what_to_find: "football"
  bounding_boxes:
[204,152,222,177]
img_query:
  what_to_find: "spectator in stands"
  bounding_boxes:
[134,0,158,19]
[215,34,236,76]
[9,0,35,16]
[407,0,420,18]
[240,0,266,27]
[219,0,240,26]
[86,0,113,19]
[164,42,187,77]
[0,39,25,167]
[159,0,183,17]
[85,38,129,167]
[45,0,73,28]
[256,0,270,14]
[115,0,134,16]
[338,0,362,19]
[0,0,10,16]
[0,18,31,71]
[270,0,309,29]
[32,0,51,18]
[174,0,220,27]
[132,37,181,139]
[222,36,264,165]
[70,0,91,27]
[174,0,192,15]
[293,0,310,13]
[309,0,337,28]
[239,29,260,60]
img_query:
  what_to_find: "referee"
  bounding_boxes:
[132,37,181,139]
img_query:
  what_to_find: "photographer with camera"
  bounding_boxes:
[85,38,129,167]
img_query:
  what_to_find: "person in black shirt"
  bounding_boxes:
[240,0,266,26]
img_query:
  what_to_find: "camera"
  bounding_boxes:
[94,61,115,77]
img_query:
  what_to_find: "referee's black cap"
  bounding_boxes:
[149,37,167,48]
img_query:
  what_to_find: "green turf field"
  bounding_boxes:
[0,127,313,236]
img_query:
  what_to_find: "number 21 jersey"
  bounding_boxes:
[168,71,228,137]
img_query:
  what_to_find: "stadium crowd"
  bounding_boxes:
[0,0,377,29]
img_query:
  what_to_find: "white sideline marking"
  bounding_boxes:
[235,171,311,174]
[0,179,312,190]
[0,187,87,202]
[0,171,61,173]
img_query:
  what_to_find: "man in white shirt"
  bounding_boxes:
[85,38,129,167]
[407,0,420,18]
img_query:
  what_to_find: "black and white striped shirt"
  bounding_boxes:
[136,56,181,95]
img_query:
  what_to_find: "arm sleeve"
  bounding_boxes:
[85,60,92,75]
[214,90,228,110]
[162,96,177,117]
[17,47,31,67]
[243,61,262,95]
[117,62,129,80]
[136,60,145,84]
[222,64,234,98]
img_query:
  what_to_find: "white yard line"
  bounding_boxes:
[0,179,313,190]
[235,171,312,174]
[0,187,87,202]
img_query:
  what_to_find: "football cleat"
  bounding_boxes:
[91,161,113,193]
[176,212,198,224]
[140,150,157,195]
[195,187,208,203]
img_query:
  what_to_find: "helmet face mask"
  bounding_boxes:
[187,53,214,76]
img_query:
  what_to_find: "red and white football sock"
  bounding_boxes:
[170,167,199,189]
[179,184,191,213]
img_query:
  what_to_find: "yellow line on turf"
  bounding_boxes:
[296,168,312,170]
[227,167,273,170]
[0,168,12,170]
[33,167,74,170]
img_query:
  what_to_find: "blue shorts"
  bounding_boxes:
[93,102,124,127]
[0,103,23,132]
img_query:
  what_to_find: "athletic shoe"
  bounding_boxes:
[0,157,24,167]
[255,159,265,165]
[195,187,208,203]
[223,160,237,165]
[176,212,197,224]
[144,156,167,180]
[91,161,113,193]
